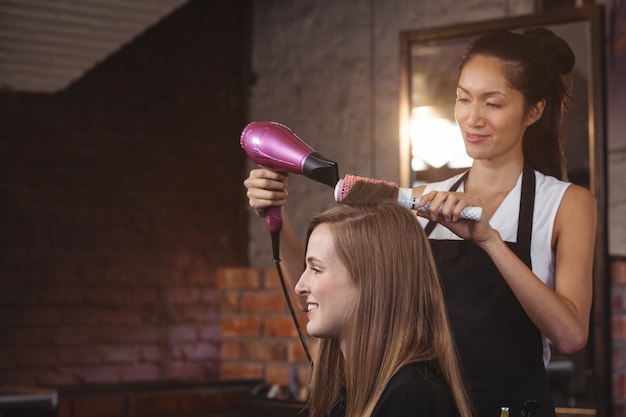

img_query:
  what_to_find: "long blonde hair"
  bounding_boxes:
[304,184,473,417]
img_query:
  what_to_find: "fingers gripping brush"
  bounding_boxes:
[240,121,340,365]
[334,174,483,221]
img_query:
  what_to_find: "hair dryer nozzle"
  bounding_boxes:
[303,151,339,189]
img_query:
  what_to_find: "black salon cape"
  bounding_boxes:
[324,363,460,417]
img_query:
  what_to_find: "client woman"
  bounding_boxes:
[295,182,472,417]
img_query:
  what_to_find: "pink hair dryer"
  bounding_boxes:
[240,121,339,232]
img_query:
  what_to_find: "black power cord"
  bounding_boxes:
[270,230,312,365]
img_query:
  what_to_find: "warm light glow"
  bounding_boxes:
[409,106,472,170]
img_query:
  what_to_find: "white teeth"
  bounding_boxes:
[307,304,319,312]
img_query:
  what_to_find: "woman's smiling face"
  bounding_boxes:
[295,223,357,343]
[454,55,543,164]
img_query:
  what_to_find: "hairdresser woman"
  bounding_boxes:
[243,28,596,417]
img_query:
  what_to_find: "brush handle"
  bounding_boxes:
[397,188,482,221]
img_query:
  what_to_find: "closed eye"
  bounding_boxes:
[305,264,321,275]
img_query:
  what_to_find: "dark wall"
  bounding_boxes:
[0,0,251,387]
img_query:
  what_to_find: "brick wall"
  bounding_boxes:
[611,258,626,415]
[0,0,251,388]
[216,259,626,415]
[217,267,311,394]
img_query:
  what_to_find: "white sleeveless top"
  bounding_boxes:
[418,170,571,364]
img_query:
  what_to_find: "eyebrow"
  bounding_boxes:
[457,85,508,98]
[306,256,321,264]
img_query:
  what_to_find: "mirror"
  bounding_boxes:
[399,5,609,415]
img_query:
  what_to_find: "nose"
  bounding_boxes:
[467,104,485,128]
[295,272,309,296]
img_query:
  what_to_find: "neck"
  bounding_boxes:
[466,159,524,194]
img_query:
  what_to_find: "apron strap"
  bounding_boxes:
[424,167,536,269]
[424,171,468,236]
[517,164,536,269]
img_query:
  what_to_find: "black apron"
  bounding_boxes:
[425,166,555,417]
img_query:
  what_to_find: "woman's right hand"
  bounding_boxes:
[243,168,289,217]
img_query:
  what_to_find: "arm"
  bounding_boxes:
[491,184,594,353]
[421,185,595,353]
[244,168,306,308]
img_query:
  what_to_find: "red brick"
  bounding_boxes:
[612,285,626,312]
[220,340,240,360]
[220,362,264,381]
[140,344,162,361]
[241,340,286,361]
[79,365,121,384]
[199,288,218,304]
[173,342,219,360]
[612,260,626,284]
[288,340,313,363]
[219,316,262,337]
[219,290,240,313]
[98,326,159,344]
[57,347,102,366]
[614,373,626,400]
[614,343,626,371]
[264,267,282,288]
[169,325,198,342]
[165,287,200,304]
[612,316,626,341]
[199,324,220,341]
[100,308,144,325]
[264,363,293,386]
[217,268,260,289]
[296,365,311,388]
[163,361,217,380]
[101,345,141,363]
[241,291,288,313]
[263,267,304,309]
[264,316,306,338]
[36,368,77,386]
[119,363,160,382]
[181,305,218,323]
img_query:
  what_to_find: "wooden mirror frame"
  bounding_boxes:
[399,5,609,415]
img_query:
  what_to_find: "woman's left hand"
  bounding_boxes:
[416,190,498,246]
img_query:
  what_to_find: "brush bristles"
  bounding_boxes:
[335,174,398,203]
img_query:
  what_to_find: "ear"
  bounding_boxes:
[524,99,546,126]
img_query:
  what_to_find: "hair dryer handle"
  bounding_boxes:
[265,206,283,232]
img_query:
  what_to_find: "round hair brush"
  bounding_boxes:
[334,174,482,221]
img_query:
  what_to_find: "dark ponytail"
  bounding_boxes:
[459,28,575,179]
